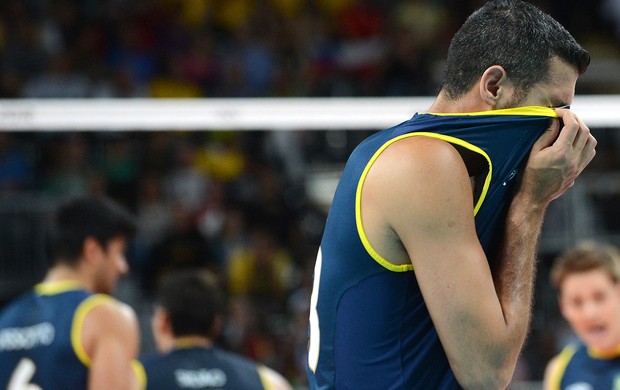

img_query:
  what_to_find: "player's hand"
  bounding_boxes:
[518,107,596,205]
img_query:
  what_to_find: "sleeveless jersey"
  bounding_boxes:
[306,107,557,389]
[548,343,620,390]
[138,345,267,390]
[0,281,113,389]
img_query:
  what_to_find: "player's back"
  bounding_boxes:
[0,281,106,389]
[307,107,558,389]
[140,346,267,390]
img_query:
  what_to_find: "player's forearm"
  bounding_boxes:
[493,192,547,361]
[453,195,546,389]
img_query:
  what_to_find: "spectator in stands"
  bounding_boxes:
[0,133,33,192]
[226,226,295,309]
[141,202,217,296]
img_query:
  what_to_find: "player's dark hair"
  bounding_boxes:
[440,0,590,101]
[48,195,137,266]
[156,269,225,338]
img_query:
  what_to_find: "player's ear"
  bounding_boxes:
[479,65,510,107]
[82,236,103,264]
[152,305,175,352]
[153,306,171,334]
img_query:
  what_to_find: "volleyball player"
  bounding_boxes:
[306,1,596,388]
[543,242,620,389]
[0,195,142,389]
[138,268,292,390]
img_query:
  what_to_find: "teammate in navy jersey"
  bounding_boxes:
[544,242,620,390]
[0,195,142,390]
[307,1,596,389]
[137,269,292,390]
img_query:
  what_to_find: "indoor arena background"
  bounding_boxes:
[2,1,620,388]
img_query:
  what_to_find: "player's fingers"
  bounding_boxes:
[553,108,579,147]
[580,133,597,167]
[532,117,560,150]
[571,115,590,151]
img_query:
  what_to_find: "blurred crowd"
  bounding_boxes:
[3,0,620,387]
[2,0,620,100]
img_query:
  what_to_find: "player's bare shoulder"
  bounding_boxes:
[365,135,469,199]
[359,135,473,265]
[87,296,137,323]
[80,297,139,357]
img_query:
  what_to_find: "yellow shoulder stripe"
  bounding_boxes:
[355,133,491,272]
[548,345,577,390]
[71,293,114,367]
[257,365,274,390]
[35,280,83,295]
[426,105,558,117]
[132,359,147,390]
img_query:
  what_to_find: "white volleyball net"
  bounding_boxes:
[1,95,619,131]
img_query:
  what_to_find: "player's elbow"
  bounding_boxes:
[452,352,517,390]
[455,370,512,390]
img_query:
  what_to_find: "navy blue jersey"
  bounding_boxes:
[139,345,267,390]
[548,343,620,390]
[307,107,557,389]
[0,281,114,389]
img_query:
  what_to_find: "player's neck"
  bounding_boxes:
[428,90,491,114]
[43,265,90,291]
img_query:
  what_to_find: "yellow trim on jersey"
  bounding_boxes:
[257,365,274,390]
[355,133,491,272]
[548,345,577,390]
[35,280,84,295]
[71,293,114,367]
[426,105,558,117]
[588,343,620,359]
[408,133,492,215]
[173,337,211,349]
[132,359,147,390]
